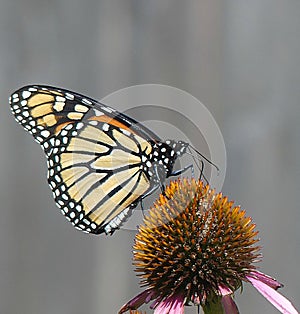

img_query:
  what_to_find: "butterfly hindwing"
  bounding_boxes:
[47,119,153,234]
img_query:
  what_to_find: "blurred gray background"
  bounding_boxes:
[1,1,299,313]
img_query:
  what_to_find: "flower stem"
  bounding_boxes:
[202,295,224,314]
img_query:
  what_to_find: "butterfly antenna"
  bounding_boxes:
[187,147,203,178]
[188,144,220,174]
[186,147,209,184]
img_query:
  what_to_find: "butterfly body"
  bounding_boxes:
[10,85,188,234]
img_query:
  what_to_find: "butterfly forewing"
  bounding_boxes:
[10,85,158,234]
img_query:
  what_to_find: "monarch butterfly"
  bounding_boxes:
[10,85,212,235]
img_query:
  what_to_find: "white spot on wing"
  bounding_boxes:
[41,130,50,138]
[102,123,109,132]
[22,91,31,99]
[76,122,84,130]
[89,120,98,126]
[93,109,104,116]
[101,106,115,113]
[121,129,131,137]
[56,96,65,102]
[60,130,68,136]
[65,92,75,100]
[64,124,73,131]
[82,98,92,105]
[43,142,49,149]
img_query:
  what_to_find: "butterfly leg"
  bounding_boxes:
[169,163,195,178]
[140,184,160,200]
[170,160,209,184]
[197,158,211,184]
[152,164,166,192]
[134,185,159,215]
[140,198,146,219]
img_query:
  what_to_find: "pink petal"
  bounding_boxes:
[154,294,185,314]
[118,289,156,314]
[247,275,299,314]
[218,284,233,296]
[221,295,240,314]
[248,270,282,289]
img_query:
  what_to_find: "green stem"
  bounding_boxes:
[202,295,224,314]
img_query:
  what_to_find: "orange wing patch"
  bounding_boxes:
[89,115,135,134]
[55,121,73,134]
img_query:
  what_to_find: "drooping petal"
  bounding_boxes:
[247,275,299,314]
[154,294,185,314]
[119,289,156,314]
[221,295,239,314]
[247,271,282,290]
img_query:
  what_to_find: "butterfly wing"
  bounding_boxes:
[10,85,161,234]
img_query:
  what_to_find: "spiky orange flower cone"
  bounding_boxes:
[119,179,298,314]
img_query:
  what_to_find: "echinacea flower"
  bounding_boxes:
[119,178,298,314]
